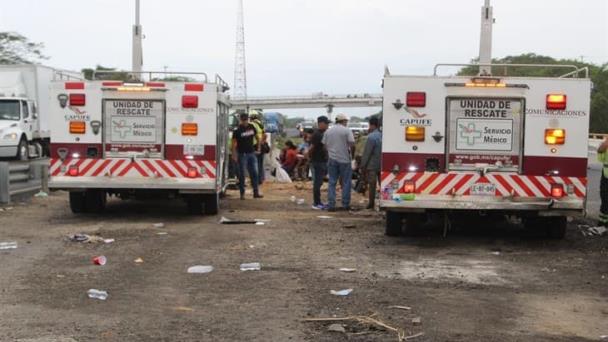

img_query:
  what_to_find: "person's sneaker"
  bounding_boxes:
[240,194,245,200]
[253,194,264,199]
[312,204,324,210]
[321,204,330,210]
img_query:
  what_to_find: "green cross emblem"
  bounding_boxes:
[459,123,482,146]
[113,120,132,139]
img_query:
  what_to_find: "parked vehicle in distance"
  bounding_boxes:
[264,112,284,135]
[348,122,369,136]
[0,65,82,160]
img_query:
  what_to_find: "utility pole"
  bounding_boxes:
[479,0,494,76]
[234,0,248,99]
[132,0,143,77]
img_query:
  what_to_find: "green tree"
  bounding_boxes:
[458,53,608,133]
[81,65,131,81]
[0,32,48,64]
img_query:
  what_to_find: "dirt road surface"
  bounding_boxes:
[0,183,607,342]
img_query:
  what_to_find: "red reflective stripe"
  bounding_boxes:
[169,160,188,177]
[561,177,585,198]
[430,173,457,195]
[511,175,535,197]
[78,159,98,177]
[528,176,551,197]
[131,162,149,177]
[91,159,112,177]
[452,174,475,193]
[65,82,84,90]
[141,160,160,176]
[118,163,134,177]
[155,160,176,178]
[52,159,71,176]
[492,174,514,195]
[417,173,441,193]
[182,160,201,177]
[194,160,214,178]
[109,159,126,175]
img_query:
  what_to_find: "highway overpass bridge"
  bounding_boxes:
[230,93,383,111]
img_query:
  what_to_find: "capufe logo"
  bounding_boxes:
[400,107,432,127]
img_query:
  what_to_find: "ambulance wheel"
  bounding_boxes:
[403,213,426,236]
[69,191,86,214]
[186,195,204,215]
[546,217,567,239]
[85,190,106,213]
[385,211,403,237]
[203,193,219,215]
[16,137,28,161]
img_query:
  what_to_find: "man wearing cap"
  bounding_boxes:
[308,116,330,210]
[360,117,382,210]
[597,137,608,226]
[322,114,355,211]
[232,112,263,200]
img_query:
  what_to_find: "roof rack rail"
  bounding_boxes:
[92,70,209,83]
[433,63,588,78]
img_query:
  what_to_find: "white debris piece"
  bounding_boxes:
[240,263,262,271]
[339,268,357,273]
[330,289,353,296]
[187,265,214,274]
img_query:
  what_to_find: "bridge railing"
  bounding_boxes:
[231,93,383,102]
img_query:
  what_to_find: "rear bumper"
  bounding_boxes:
[380,194,585,215]
[0,145,18,158]
[50,176,218,193]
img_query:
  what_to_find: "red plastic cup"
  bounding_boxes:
[93,256,107,266]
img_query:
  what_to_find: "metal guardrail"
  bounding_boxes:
[0,159,48,204]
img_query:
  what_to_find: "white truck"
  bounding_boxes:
[380,0,592,238]
[48,72,230,214]
[0,65,82,160]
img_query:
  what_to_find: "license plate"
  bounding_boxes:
[184,145,205,156]
[470,183,496,196]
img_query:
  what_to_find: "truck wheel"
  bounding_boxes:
[85,190,106,213]
[203,193,219,215]
[546,217,567,239]
[69,192,86,213]
[385,211,403,237]
[186,195,204,215]
[403,213,426,236]
[16,138,28,161]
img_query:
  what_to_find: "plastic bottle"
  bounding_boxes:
[87,289,108,300]
[0,241,17,250]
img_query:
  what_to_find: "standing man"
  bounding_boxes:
[232,112,263,200]
[308,116,330,210]
[360,117,382,210]
[250,111,267,185]
[597,138,608,226]
[322,114,355,212]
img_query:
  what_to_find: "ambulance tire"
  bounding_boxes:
[546,217,567,239]
[203,193,219,215]
[85,190,106,213]
[69,191,86,214]
[186,195,204,215]
[385,211,403,237]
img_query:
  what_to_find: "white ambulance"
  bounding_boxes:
[380,1,592,238]
[48,72,230,215]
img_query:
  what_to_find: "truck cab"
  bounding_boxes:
[0,97,37,159]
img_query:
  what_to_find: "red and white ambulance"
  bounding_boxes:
[48,72,230,215]
[380,2,592,238]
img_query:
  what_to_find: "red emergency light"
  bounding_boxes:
[185,83,204,92]
[146,82,165,88]
[406,92,426,107]
[182,95,199,109]
[69,94,86,107]
[403,180,416,194]
[65,82,85,90]
[187,167,199,178]
[551,184,565,198]
[68,165,79,177]
[102,81,123,87]
[546,94,567,110]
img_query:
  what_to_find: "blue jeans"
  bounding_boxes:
[327,159,352,209]
[312,161,328,206]
[257,153,265,185]
[237,153,260,196]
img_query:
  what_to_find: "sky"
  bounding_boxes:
[0,0,606,118]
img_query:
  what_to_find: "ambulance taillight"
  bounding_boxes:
[545,129,566,145]
[403,180,416,194]
[187,167,198,178]
[69,94,86,106]
[69,121,86,134]
[182,95,199,108]
[406,126,425,142]
[68,165,79,177]
[546,94,567,110]
[551,184,565,198]
[406,92,426,107]
[182,123,198,136]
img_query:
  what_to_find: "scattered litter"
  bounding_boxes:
[70,234,89,242]
[490,251,501,256]
[134,258,144,264]
[174,306,194,312]
[219,217,257,225]
[87,289,108,301]
[256,222,265,226]
[297,199,305,205]
[359,200,366,204]
[317,216,333,219]
[249,244,255,249]
[541,267,557,273]
[343,224,357,229]
[290,196,297,202]
[388,305,412,311]
[600,335,608,341]
[411,317,422,326]
[56,274,65,278]
[0,241,18,250]
[327,324,346,333]
[156,232,168,236]
[304,314,407,341]
[330,289,353,296]
[34,191,49,198]
[103,238,115,244]
[92,256,107,266]
[339,268,357,273]
[579,225,607,237]
[404,332,425,340]
[5,207,13,211]
[240,262,262,271]
[254,219,271,223]
[69,234,107,244]
[187,265,214,274]
[152,223,165,229]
